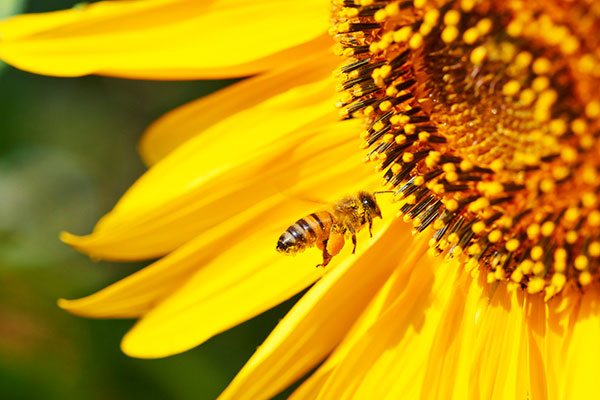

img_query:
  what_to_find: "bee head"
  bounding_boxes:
[358,191,382,219]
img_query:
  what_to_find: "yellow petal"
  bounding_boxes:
[120,184,389,359]
[219,217,412,400]
[119,221,324,359]
[556,290,600,399]
[290,235,431,399]
[60,128,380,319]
[0,0,329,79]
[139,48,338,165]
[315,256,457,399]
[62,86,353,261]
[59,196,287,318]
[467,285,525,400]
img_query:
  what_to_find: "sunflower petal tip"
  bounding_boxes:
[120,333,164,360]
[60,230,84,246]
[57,297,70,310]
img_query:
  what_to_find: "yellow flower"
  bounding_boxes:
[3,0,600,399]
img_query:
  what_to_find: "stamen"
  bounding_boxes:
[331,0,600,299]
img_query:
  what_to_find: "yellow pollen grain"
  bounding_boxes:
[507,19,523,37]
[500,216,513,228]
[444,9,461,26]
[585,101,600,118]
[500,42,516,62]
[445,171,458,182]
[590,242,600,258]
[518,89,536,105]
[551,273,566,290]
[541,221,555,236]
[583,192,598,208]
[561,36,580,55]
[424,9,440,25]
[527,224,540,240]
[549,119,567,136]
[488,229,502,243]
[446,199,459,212]
[580,134,595,150]
[527,277,546,294]
[531,246,544,261]
[533,261,545,275]
[379,101,393,112]
[373,121,385,131]
[579,54,597,73]
[494,268,506,280]
[419,23,434,36]
[514,51,533,69]
[395,134,407,144]
[520,259,534,274]
[506,239,520,252]
[511,268,523,282]
[533,57,552,75]
[565,230,578,244]
[461,0,476,12]
[472,221,486,234]
[588,210,600,227]
[409,33,424,49]
[583,166,598,184]
[502,80,521,96]
[463,27,479,44]
[441,26,459,43]
[443,164,456,173]
[382,133,395,143]
[490,159,504,172]
[470,46,487,64]
[564,207,579,223]
[571,118,587,135]
[459,160,473,171]
[391,115,409,125]
[532,76,550,92]
[539,178,555,193]
[476,18,492,35]
[552,166,570,180]
[393,26,413,43]
[385,86,398,97]
[469,197,490,212]
[402,152,414,163]
[384,2,400,16]
[579,271,592,286]
[468,243,481,255]
[374,9,387,23]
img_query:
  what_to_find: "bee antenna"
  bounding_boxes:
[373,190,395,196]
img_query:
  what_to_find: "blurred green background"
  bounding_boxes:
[0,1,301,399]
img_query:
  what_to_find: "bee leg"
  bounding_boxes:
[346,224,357,254]
[316,240,332,268]
[367,214,373,238]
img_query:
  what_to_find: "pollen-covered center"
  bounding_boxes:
[331,0,600,299]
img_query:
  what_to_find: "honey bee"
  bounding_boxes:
[276,191,386,267]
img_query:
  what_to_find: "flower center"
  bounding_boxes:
[331,0,600,300]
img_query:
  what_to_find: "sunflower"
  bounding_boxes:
[3,0,600,398]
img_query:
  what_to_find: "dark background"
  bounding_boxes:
[0,1,298,398]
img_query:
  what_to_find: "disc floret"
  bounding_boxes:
[331,0,600,300]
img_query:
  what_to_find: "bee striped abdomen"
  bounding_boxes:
[276,211,332,254]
